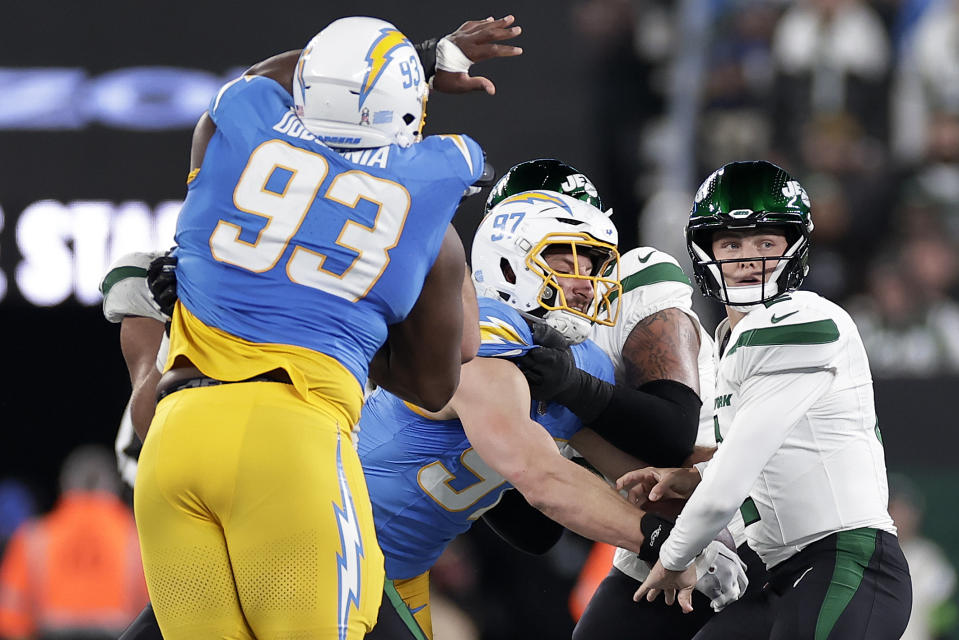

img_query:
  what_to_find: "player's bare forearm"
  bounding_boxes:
[516,453,649,553]
[120,317,165,440]
[684,445,716,467]
[244,50,300,93]
[570,428,647,482]
[190,112,216,171]
[460,270,480,363]
[369,226,465,411]
[622,308,701,392]
[454,357,649,554]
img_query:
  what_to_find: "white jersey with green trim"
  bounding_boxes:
[659,290,896,571]
[590,247,720,582]
[591,247,716,445]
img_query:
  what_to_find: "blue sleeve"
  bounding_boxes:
[476,297,534,358]
[425,134,485,187]
[572,340,615,384]
[208,75,291,146]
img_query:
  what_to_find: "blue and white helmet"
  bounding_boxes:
[471,191,621,343]
[293,17,428,148]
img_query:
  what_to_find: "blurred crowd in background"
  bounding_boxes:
[2,0,959,637]
[586,0,959,378]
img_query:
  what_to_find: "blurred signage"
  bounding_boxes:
[0,66,243,130]
[2,200,180,306]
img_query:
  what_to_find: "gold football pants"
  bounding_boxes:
[134,381,384,639]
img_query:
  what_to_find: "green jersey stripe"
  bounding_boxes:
[383,578,430,640]
[726,319,839,357]
[815,528,879,640]
[740,497,760,526]
[99,266,148,297]
[609,263,691,303]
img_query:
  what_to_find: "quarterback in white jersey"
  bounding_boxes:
[627,161,911,640]
[489,160,753,639]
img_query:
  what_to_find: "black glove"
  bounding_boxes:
[512,344,614,424]
[147,252,178,318]
[413,38,439,81]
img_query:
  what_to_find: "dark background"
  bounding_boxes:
[0,0,603,505]
[1,1,957,637]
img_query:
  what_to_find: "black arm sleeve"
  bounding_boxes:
[414,38,439,81]
[587,379,701,467]
[480,489,564,555]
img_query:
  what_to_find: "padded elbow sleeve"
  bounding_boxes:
[480,489,564,555]
[588,380,701,467]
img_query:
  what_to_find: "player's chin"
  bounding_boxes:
[639,497,686,519]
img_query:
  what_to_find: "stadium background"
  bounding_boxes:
[1,0,957,637]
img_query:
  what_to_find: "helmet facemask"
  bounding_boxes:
[688,224,809,309]
[526,233,621,341]
[472,192,621,344]
[685,161,815,309]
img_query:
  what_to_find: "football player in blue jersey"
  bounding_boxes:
[483,159,761,640]
[357,189,730,639]
[129,16,519,640]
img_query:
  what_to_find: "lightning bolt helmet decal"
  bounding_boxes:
[360,28,411,109]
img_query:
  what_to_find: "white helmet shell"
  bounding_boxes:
[293,17,428,148]
[471,191,621,343]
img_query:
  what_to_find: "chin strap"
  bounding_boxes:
[542,310,592,345]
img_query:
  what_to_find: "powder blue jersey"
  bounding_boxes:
[358,297,615,579]
[173,75,484,384]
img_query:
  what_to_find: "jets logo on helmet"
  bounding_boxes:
[486,158,605,214]
[686,160,814,308]
[472,191,621,344]
[559,173,599,200]
[781,180,810,208]
[293,17,428,149]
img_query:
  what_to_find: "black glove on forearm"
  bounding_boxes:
[414,38,439,82]
[147,252,178,318]
[512,345,615,424]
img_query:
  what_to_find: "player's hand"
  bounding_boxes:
[616,466,701,505]
[693,539,748,612]
[634,559,698,613]
[433,15,523,95]
[513,343,579,402]
[147,252,178,317]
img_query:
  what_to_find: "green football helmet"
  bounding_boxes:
[686,161,814,307]
[484,158,604,214]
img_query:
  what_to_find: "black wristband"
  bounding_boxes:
[638,513,675,563]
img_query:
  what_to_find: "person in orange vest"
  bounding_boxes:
[569,542,617,622]
[0,445,149,640]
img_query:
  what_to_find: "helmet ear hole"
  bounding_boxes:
[500,258,517,284]
[402,113,416,125]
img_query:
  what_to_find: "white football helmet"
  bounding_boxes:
[471,191,622,344]
[293,17,428,148]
